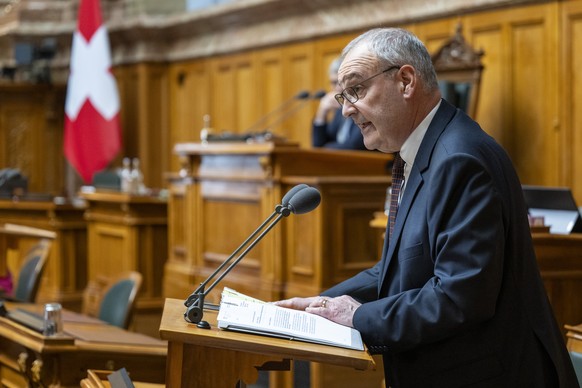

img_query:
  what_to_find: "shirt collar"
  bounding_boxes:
[399,99,441,176]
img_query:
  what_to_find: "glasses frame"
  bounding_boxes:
[335,66,401,106]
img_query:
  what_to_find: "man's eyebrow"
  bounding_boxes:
[339,72,363,87]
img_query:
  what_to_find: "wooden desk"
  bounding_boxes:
[0,303,167,387]
[0,197,87,310]
[533,233,582,337]
[159,298,376,388]
[80,191,168,337]
[369,212,582,339]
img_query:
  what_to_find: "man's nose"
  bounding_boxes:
[341,100,356,118]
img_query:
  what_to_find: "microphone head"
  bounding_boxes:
[312,90,326,99]
[281,184,309,206]
[287,186,321,215]
[295,90,310,100]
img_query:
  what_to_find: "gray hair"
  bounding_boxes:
[341,28,439,91]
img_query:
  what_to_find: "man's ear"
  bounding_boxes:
[399,65,416,97]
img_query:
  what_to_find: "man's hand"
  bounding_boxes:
[313,91,340,124]
[274,295,361,328]
[273,296,319,311]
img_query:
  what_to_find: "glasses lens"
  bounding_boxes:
[335,94,345,106]
[345,87,358,104]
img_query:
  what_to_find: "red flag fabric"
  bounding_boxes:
[64,0,121,183]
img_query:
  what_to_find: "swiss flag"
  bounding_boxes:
[64,0,121,183]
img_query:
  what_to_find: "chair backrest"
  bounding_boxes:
[97,271,142,329]
[13,238,51,303]
[431,22,484,119]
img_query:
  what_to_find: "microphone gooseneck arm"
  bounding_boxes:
[183,184,320,326]
[243,90,310,134]
[183,209,280,308]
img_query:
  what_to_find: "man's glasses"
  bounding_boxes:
[335,66,400,106]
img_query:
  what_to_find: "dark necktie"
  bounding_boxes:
[389,153,405,239]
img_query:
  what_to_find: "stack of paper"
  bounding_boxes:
[217,288,364,351]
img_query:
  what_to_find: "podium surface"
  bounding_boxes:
[159,298,375,388]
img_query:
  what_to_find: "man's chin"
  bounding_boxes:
[363,136,379,151]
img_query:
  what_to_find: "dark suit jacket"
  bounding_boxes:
[312,109,367,150]
[323,100,578,387]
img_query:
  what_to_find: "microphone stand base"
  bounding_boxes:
[197,320,211,330]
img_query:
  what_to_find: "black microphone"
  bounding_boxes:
[276,183,309,215]
[243,90,310,134]
[282,183,309,206]
[184,184,321,328]
[287,186,321,214]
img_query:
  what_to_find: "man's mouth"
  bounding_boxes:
[359,121,371,130]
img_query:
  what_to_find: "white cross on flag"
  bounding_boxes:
[64,0,121,183]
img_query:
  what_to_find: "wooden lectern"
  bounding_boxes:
[165,141,392,304]
[159,298,376,388]
[165,142,390,387]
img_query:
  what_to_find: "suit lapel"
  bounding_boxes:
[378,100,458,295]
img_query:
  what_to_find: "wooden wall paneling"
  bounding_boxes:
[255,47,285,136]
[168,60,210,173]
[464,17,508,144]
[280,42,315,148]
[0,85,65,195]
[8,89,43,191]
[313,34,358,80]
[232,52,259,134]
[45,88,66,195]
[561,1,582,202]
[114,64,170,189]
[509,4,559,186]
[413,18,461,54]
[136,63,170,189]
[464,3,559,187]
[210,56,238,134]
[115,66,139,160]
